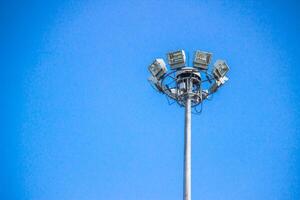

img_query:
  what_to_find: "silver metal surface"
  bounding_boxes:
[193,50,212,70]
[167,50,186,69]
[213,60,229,80]
[183,81,192,200]
[148,58,167,79]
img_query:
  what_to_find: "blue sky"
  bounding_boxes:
[1,0,300,199]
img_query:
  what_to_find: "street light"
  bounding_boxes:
[167,50,186,69]
[148,58,167,80]
[193,50,212,70]
[212,60,229,80]
[147,49,230,200]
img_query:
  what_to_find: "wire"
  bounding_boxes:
[147,79,161,93]
[154,68,216,111]
[165,95,176,105]
[193,101,203,115]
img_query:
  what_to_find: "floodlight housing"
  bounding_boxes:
[167,50,186,69]
[148,58,167,80]
[212,60,229,80]
[209,82,219,93]
[202,90,209,100]
[193,50,212,70]
[209,76,229,94]
[218,76,229,84]
[148,75,163,92]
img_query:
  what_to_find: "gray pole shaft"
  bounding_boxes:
[184,97,192,200]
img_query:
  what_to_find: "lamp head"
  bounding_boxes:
[148,58,167,80]
[167,50,186,69]
[193,50,212,70]
[212,60,229,80]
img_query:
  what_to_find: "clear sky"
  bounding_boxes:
[1,0,300,199]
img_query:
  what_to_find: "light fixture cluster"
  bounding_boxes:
[148,49,229,113]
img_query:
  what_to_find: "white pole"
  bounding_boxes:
[183,95,192,200]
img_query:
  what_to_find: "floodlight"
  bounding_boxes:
[148,75,163,92]
[209,76,229,93]
[212,60,229,80]
[167,50,186,69]
[219,76,229,84]
[193,50,212,70]
[209,82,218,93]
[202,90,209,99]
[148,59,167,80]
[147,49,230,200]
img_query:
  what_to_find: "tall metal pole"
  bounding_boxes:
[183,82,192,200]
[148,50,229,200]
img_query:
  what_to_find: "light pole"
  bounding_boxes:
[147,50,229,200]
[184,86,192,200]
